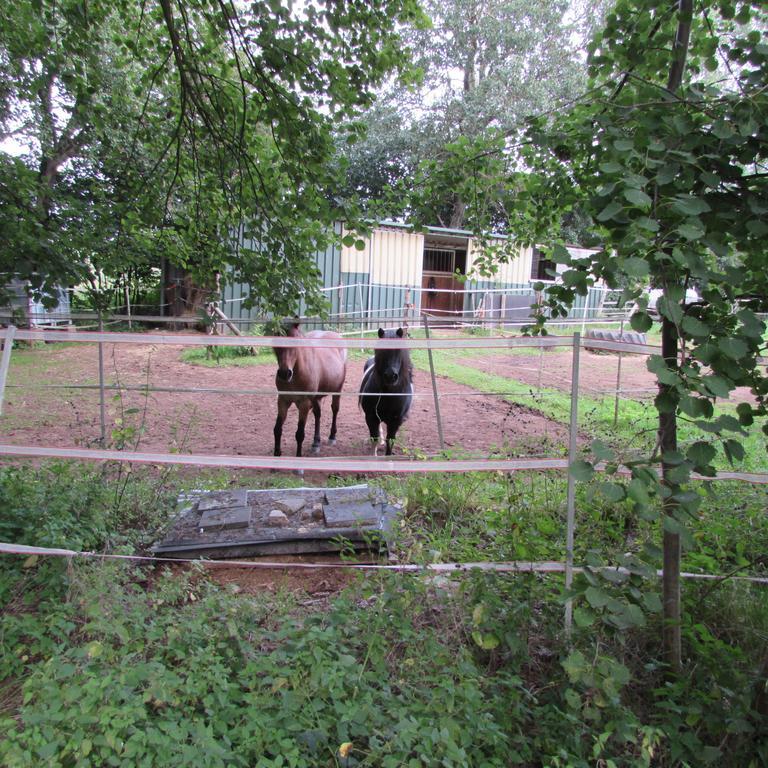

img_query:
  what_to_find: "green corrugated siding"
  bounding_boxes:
[222,223,343,326]
[339,272,367,318]
[221,224,604,327]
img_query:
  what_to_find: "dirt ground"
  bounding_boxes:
[3,342,574,459]
[3,339,756,459]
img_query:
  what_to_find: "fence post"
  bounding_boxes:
[564,331,581,634]
[97,313,107,446]
[0,325,17,416]
[123,275,133,330]
[613,317,625,427]
[422,314,445,451]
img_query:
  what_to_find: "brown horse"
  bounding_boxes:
[272,322,347,457]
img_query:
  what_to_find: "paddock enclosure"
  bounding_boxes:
[2,321,767,633]
[0,333,572,459]
[0,326,758,462]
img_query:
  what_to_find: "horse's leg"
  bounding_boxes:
[363,407,381,455]
[384,419,402,456]
[273,397,289,457]
[328,394,341,445]
[311,398,322,454]
[295,399,311,458]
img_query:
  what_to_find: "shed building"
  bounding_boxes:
[221,222,605,327]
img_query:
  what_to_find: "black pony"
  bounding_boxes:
[359,327,413,456]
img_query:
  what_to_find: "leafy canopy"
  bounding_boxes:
[0,0,424,314]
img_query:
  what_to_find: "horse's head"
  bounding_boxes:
[273,322,302,384]
[376,327,408,387]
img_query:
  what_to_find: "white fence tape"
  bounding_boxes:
[0,444,569,473]
[1,444,766,483]
[2,541,766,584]
[4,327,577,350]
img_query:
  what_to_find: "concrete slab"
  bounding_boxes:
[197,489,248,512]
[152,484,400,560]
[199,505,251,531]
[323,501,380,528]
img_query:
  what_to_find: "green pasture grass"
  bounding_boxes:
[382,467,768,575]
[411,348,767,473]
[179,344,274,366]
[1,459,766,767]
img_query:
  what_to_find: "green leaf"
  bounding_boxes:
[656,164,679,185]
[647,354,680,385]
[677,220,705,240]
[717,337,748,359]
[562,650,587,683]
[596,201,623,222]
[681,315,709,338]
[599,482,625,502]
[663,515,687,535]
[687,441,716,469]
[666,463,691,484]
[657,296,683,323]
[623,188,652,207]
[570,460,595,482]
[601,568,628,584]
[701,375,731,398]
[636,216,660,232]
[630,311,652,332]
[621,257,650,277]
[627,478,651,508]
[736,402,754,426]
[472,631,500,650]
[655,389,678,413]
[671,195,711,216]
[573,608,596,628]
[722,439,745,464]
[591,440,614,461]
[642,592,662,612]
[585,586,611,608]
[735,309,765,338]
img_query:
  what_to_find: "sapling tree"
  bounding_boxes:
[412,0,767,672]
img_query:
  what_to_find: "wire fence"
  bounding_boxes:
[0,323,765,631]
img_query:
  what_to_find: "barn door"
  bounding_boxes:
[421,247,465,316]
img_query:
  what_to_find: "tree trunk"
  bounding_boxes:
[659,315,681,673]
[449,196,467,229]
[659,0,693,675]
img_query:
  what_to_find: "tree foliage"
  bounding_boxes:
[0,0,423,314]
[421,0,767,670]
[340,0,605,230]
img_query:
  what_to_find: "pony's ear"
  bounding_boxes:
[378,328,385,338]
[396,328,404,338]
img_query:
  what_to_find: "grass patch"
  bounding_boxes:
[179,344,274,367]
[2,550,766,766]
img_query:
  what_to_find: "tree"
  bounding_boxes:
[340,0,607,230]
[408,0,767,674]
[0,0,424,316]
